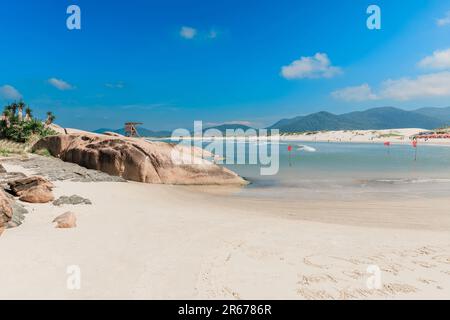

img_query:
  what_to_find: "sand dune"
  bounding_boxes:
[281,128,427,144]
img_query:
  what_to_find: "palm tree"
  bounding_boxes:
[10,102,18,117]
[24,107,33,121]
[17,101,25,122]
[45,111,55,125]
[4,104,13,115]
[2,110,11,128]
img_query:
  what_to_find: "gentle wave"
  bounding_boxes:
[361,178,450,185]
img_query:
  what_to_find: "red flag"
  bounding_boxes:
[412,140,418,148]
[287,145,293,152]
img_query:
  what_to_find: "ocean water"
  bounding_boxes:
[154,138,450,200]
[221,141,450,201]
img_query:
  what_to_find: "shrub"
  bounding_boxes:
[0,103,57,143]
[0,119,56,143]
[0,148,10,157]
[33,148,52,157]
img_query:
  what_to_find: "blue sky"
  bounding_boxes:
[1,0,450,130]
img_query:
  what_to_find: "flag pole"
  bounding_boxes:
[288,145,292,167]
[384,141,390,155]
[412,138,418,161]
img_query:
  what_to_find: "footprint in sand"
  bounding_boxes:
[432,255,450,265]
[297,288,335,300]
[412,260,437,269]
[342,269,366,280]
[302,256,330,269]
[382,283,417,295]
[297,273,339,286]
[418,278,437,285]
[330,256,373,266]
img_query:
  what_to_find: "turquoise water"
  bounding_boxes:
[154,139,450,200]
[222,141,450,200]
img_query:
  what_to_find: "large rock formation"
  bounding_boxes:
[102,132,125,137]
[33,134,247,185]
[0,189,13,235]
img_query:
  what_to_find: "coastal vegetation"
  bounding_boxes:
[377,132,403,138]
[0,102,56,144]
[32,148,52,157]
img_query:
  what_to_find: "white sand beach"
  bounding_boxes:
[3,0,450,303]
[161,128,450,146]
[280,129,429,144]
[0,161,449,300]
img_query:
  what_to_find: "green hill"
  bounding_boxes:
[269,107,445,132]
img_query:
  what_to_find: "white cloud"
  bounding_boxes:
[0,85,22,100]
[332,72,450,102]
[380,72,450,101]
[331,84,377,102]
[105,82,125,89]
[205,120,254,127]
[418,48,450,70]
[48,78,74,90]
[120,103,177,111]
[437,11,450,26]
[281,53,342,80]
[208,29,218,39]
[180,26,197,39]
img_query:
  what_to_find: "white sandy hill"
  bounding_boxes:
[280,128,428,144]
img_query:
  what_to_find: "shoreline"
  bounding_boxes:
[145,128,450,147]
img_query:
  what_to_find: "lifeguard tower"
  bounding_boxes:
[124,122,143,137]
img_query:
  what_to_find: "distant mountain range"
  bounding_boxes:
[93,127,173,138]
[269,107,450,132]
[94,107,450,136]
[203,124,253,132]
[414,106,450,120]
[94,124,254,137]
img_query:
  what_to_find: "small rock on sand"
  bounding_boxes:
[19,185,54,204]
[8,176,54,197]
[0,189,13,234]
[53,195,92,206]
[53,212,77,229]
[8,202,28,228]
